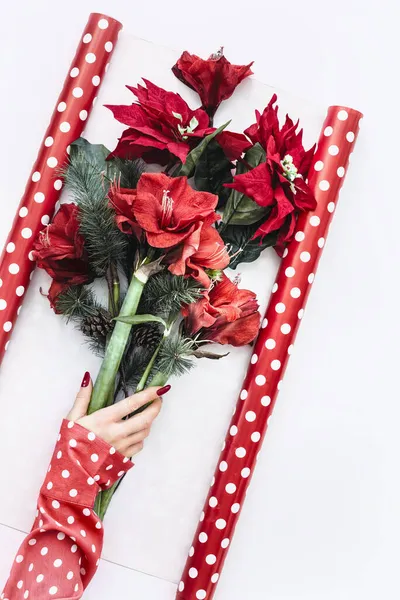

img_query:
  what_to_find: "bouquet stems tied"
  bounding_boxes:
[88,259,162,415]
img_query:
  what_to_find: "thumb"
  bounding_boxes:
[67,371,93,421]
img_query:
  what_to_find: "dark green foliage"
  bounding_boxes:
[139,271,204,320]
[222,143,268,226]
[64,141,127,275]
[221,222,278,269]
[155,333,195,378]
[178,122,230,177]
[194,140,233,207]
[119,325,162,393]
[56,285,100,321]
[64,139,145,277]
[113,157,146,188]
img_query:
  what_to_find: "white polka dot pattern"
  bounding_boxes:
[176,105,363,600]
[0,13,121,362]
[1,418,131,598]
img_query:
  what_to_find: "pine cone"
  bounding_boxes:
[131,323,162,351]
[81,309,114,341]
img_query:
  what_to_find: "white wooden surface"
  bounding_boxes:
[1,1,398,598]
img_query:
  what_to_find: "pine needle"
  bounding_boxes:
[140,271,204,320]
[56,285,100,321]
[62,152,129,276]
[113,157,146,188]
[155,333,195,378]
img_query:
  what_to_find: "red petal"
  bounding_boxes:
[216,131,251,161]
[209,312,260,346]
[225,162,274,207]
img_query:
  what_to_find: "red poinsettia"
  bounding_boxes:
[106,79,211,165]
[33,203,93,309]
[226,94,316,254]
[106,79,249,165]
[172,49,253,119]
[183,273,260,346]
[217,130,251,161]
[167,221,230,287]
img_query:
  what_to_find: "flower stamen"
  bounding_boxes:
[281,154,299,182]
[161,189,174,228]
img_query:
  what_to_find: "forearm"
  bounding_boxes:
[1,419,132,599]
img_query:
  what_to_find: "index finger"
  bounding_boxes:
[108,387,162,421]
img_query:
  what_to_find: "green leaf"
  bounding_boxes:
[178,121,231,178]
[222,143,268,226]
[70,138,117,179]
[221,222,278,269]
[114,314,168,328]
[224,192,269,225]
[244,142,267,168]
[194,140,233,207]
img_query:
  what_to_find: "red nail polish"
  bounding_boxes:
[81,371,91,388]
[156,384,171,396]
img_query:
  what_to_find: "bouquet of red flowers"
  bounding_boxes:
[32,49,316,519]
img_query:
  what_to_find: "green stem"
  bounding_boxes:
[148,370,169,387]
[88,271,147,414]
[98,482,118,521]
[94,493,102,517]
[135,340,163,393]
[111,263,120,311]
[96,369,169,520]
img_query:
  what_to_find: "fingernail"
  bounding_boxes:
[156,384,171,397]
[81,371,91,388]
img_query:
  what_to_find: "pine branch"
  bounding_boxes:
[113,157,146,188]
[154,333,196,378]
[56,285,100,321]
[63,152,129,276]
[140,271,204,320]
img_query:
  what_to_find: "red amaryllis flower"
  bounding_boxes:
[108,186,142,238]
[183,273,260,346]
[226,94,316,254]
[172,49,253,119]
[106,79,211,165]
[168,223,230,287]
[33,203,93,309]
[109,172,219,248]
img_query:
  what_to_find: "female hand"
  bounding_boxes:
[67,372,170,458]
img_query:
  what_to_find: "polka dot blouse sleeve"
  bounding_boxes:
[1,419,133,599]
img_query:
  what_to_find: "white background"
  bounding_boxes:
[0,1,399,599]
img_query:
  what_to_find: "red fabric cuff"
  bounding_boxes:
[40,419,133,507]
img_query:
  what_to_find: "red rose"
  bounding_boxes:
[226,94,316,254]
[33,203,93,305]
[183,273,260,346]
[168,223,230,287]
[172,49,253,119]
[106,79,211,165]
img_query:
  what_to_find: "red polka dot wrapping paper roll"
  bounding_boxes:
[0,13,122,364]
[176,105,363,600]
